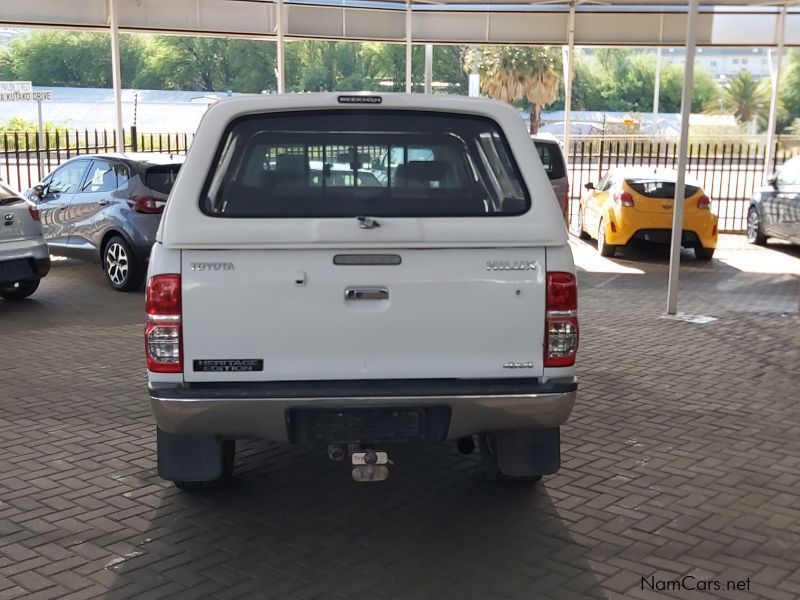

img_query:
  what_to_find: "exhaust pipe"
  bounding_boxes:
[327,444,346,461]
[457,436,475,455]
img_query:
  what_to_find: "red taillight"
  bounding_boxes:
[697,194,711,210]
[27,203,40,221]
[130,196,166,214]
[545,272,578,368]
[614,192,634,207]
[145,274,182,373]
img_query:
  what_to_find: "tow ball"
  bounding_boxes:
[327,444,391,482]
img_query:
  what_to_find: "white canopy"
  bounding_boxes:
[1,0,799,47]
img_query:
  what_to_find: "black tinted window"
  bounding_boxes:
[625,179,699,199]
[145,165,181,194]
[534,141,566,180]
[202,111,529,218]
[0,182,22,205]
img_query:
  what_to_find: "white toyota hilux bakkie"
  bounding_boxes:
[146,93,578,490]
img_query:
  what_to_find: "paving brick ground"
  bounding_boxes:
[1,234,798,600]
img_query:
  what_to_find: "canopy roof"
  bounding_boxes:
[2,0,799,46]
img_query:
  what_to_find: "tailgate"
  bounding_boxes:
[1,199,39,243]
[181,247,546,382]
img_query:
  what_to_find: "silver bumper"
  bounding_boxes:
[150,385,577,442]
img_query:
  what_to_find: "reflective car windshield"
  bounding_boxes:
[202,110,529,218]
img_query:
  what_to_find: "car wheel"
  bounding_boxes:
[173,440,236,492]
[103,236,145,292]
[0,278,40,301]
[577,205,591,240]
[597,220,617,257]
[694,246,715,261]
[746,207,767,245]
[478,434,543,484]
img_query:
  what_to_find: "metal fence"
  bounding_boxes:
[2,128,799,232]
[0,127,193,193]
[565,136,800,232]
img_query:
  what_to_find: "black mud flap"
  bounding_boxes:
[496,427,561,477]
[157,428,225,482]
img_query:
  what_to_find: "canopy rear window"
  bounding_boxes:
[625,179,700,199]
[202,110,529,218]
[145,165,182,195]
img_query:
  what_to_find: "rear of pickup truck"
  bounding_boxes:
[146,94,578,489]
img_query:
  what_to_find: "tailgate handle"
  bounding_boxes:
[345,287,389,301]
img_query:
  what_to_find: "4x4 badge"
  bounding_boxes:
[486,260,537,271]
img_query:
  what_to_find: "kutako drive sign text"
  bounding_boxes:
[0,81,52,102]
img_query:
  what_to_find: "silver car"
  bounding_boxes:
[532,135,569,222]
[26,153,183,292]
[0,182,50,301]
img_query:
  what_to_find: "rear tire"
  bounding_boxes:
[746,207,767,245]
[0,278,40,301]
[597,220,617,257]
[173,441,236,492]
[694,246,715,261]
[103,235,145,292]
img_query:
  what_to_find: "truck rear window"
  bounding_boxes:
[202,110,530,218]
[625,179,699,199]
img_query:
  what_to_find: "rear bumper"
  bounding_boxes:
[0,256,50,285]
[149,378,577,441]
[606,209,718,248]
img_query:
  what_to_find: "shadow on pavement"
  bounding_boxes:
[109,441,608,600]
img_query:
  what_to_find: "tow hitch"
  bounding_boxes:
[327,444,391,482]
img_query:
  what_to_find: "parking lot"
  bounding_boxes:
[1,234,798,600]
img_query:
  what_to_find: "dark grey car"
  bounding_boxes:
[747,156,800,246]
[26,153,183,291]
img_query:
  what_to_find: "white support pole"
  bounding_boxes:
[653,15,663,126]
[405,1,412,93]
[469,47,480,97]
[37,100,44,148]
[424,44,433,94]
[666,0,700,316]
[276,0,285,93]
[653,48,662,121]
[108,0,124,152]
[562,2,575,159]
[764,6,787,182]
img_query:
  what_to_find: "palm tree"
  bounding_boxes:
[707,70,771,131]
[475,46,561,134]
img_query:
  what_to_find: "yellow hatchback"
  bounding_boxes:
[577,168,718,260]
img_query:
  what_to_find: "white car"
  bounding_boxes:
[0,182,50,301]
[145,93,579,490]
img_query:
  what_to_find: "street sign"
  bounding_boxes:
[0,81,52,102]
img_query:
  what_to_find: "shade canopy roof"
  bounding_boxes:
[2,0,799,46]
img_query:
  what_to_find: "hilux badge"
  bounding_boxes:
[486,260,537,271]
[190,262,235,272]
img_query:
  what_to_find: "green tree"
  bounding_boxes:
[0,31,145,88]
[477,46,561,134]
[706,70,770,130]
[780,50,800,132]
[659,63,720,113]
